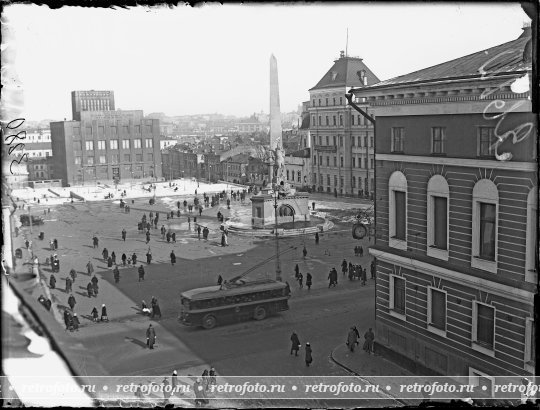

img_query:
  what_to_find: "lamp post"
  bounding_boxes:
[273,190,282,281]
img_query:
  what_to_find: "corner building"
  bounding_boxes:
[51,110,161,186]
[351,28,536,389]
[309,51,379,196]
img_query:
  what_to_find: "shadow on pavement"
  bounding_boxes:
[125,337,148,349]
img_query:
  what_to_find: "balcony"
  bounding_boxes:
[314,145,337,153]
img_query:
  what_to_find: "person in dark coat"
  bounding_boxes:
[203,227,209,241]
[306,273,312,291]
[193,377,208,406]
[102,248,109,261]
[305,342,313,367]
[361,267,367,286]
[370,260,376,279]
[315,232,319,244]
[347,327,359,352]
[170,251,176,266]
[53,238,58,250]
[290,332,301,356]
[91,306,99,322]
[111,251,116,264]
[86,260,94,276]
[172,232,176,243]
[302,246,307,259]
[166,231,171,243]
[146,249,152,264]
[363,328,375,354]
[294,264,300,279]
[146,324,156,349]
[65,277,72,293]
[86,281,94,297]
[132,253,137,265]
[121,253,127,266]
[101,304,109,321]
[297,272,303,288]
[91,275,99,296]
[221,232,226,247]
[49,273,56,289]
[63,310,72,330]
[146,231,151,244]
[68,294,76,311]
[72,313,80,331]
[107,256,113,268]
[341,259,348,276]
[113,265,120,283]
[122,228,127,241]
[138,265,145,281]
[93,236,99,248]
[151,297,162,319]
[70,268,77,283]
[197,225,201,240]
[359,246,364,257]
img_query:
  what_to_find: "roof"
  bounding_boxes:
[289,148,311,158]
[310,56,380,91]
[181,279,287,300]
[358,30,531,91]
[228,153,250,163]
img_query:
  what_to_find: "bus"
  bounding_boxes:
[179,279,291,329]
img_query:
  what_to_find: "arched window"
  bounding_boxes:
[278,205,294,217]
[471,179,498,273]
[388,171,407,250]
[526,187,537,283]
[427,175,450,260]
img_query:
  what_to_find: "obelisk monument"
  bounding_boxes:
[269,54,283,186]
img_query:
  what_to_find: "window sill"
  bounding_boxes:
[389,309,406,321]
[427,246,449,261]
[472,342,495,357]
[427,325,447,338]
[471,256,497,273]
[389,237,407,250]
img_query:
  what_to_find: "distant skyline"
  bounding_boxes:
[2,3,530,122]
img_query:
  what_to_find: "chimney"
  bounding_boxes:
[340,50,345,58]
[519,22,531,38]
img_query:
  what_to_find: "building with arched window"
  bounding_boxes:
[351,27,536,386]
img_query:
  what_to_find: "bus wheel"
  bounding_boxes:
[253,306,267,320]
[202,314,217,329]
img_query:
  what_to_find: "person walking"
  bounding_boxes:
[170,250,176,266]
[69,268,77,283]
[297,272,303,289]
[91,275,99,296]
[86,281,94,298]
[146,249,152,264]
[363,328,375,354]
[305,342,313,367]
[53,238,58,250]
[91,306,99,322]
[146,230,150,244]
[217,275,223,286]
[221,232,226,247]
[68,294,76,311]
[197,225,201,240]
[172,232,176,243]
[361,267,367,286]
[302,246,307,259]
[101,304,109,321]
[370,260,375,280]
[359,246,364,257]
[65,276,72,293]
[347,327,359,352]
[203,227,209,241]
[166,231,171,243]
[102,247,109,261]
[107,256,113,268]
[331,267,338,287]
[306,273,312,291]
[193,377,209,406]
[93,236,99,248]
[132,252,137,265]
[138,265,145,281]
[111,251,116,265]
[151,297,162,319]
[49,273,56,289]
[63,310,72,330]
[121,228,127,241]
[113,265,120,283]
[146,324,156,349]
[315,232,319,244]
[86,260,94,276]
[294,264,300,280]
[341,259,348,276]
[121,253,127,266]
[290,331,301,356]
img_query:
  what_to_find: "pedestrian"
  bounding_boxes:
[146,324,156,349]
[138,264,145,281]
[141,300,151,315]
[305,342,313,367]
[290,331,301,356]
[53,238,58,250]
[50,239,55,250]
[341,259,348,276]
[70,313,80,331]
[113,265,120,283]
[183,200,187,210]
[170,250,176,266]
[294,264,300,279]
[132,252,137,265]
[193,377,209,406]
[172,232,176,243]
[111,251,116,264]
[146,231,150,244]
[361,267,367,285]
[93,236,99,248]
[297,272,303,289]
[354,245,358,256]
[122,228,126,241]
[347,327,359,352]
[221,232,226,247]
[370,260,375,279]
[86,281,94,297]
[86,260,94,276]
[146,249,152,264]
[197,225,201,240]
[359,246,364,257]
[65,276,73,293]
[68,294,76,311]
[208,367,217,387]
[306,273,312,290]
[217,275,223,286]
[166,231,171,243]
[102,248,108,261]
[63,310,72,330]
[363,328,375,354]
[25,239,30,249]
[151,297,162,319]
[91,306,99,322]
[101,304,109,321]
[91,275,99,296]
[107,256,113,268]
[121,253,127,266]
[315,232,319,244]
[302,246,307,259]
[199,207,203,216]
[312,201,315,211]
[70,268,77,283]
[49,273,56,289]
[203,227,209,241]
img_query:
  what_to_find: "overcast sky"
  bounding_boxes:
[1,2,530,121]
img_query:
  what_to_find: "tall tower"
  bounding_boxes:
[269,54,282,151]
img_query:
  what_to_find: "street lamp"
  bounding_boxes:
[273,190,282,281]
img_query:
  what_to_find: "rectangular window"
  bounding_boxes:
[333,157,337,167]
[339,136,343,146]
[339,115,343,126]
[340,157,344,167]
[135,125,141,134]
[352,176,356,188]
[479,203,496,260]
[123,125,129,134]
[473,302,495,350]
[325,116,329,126]
[319,155,322,165]
[333,116,337,126]
[99,155,106,164]
[110,139,118,150]
[85,141,94,151]
[333,97,336,105]
[370,136,374,147]
[145,125,152,133]
[97,140,106,150]
[124,154,131,162]
[111,154,119,164]
[312,116,316,126]
[333,136,337,146]
[326,136,329,145]
[87,156,94,165]
[352,136,356,147]
[334,175,337,186]
[428,288,446,333]
[433,197,448,249]
[145,138,153,148]
[326,156,330,166]
[313,156,317,165]
[478,127,495,157]
[326,174,330,185]
[394,191,406,240]
[352,157,356,167]
[134,139,142,149]
[297,171,301,182]
[73,141,82,151]
[370,158,374,168]
[351,115,355,125]
[286,170,290,180]
[358,115,362,126]
[390,276,406,316]
[122,139,130,149]
[364,136,368,147]
[431,127,446,154]
[325,98,329,106]
[98,126,104,135]
[135,153,143,162]
[340,176,344,187]
[391,127,404,152]
[74,156,82,165]
[318,136,322,145]
[318,116,322,126]
[340,97,343,105]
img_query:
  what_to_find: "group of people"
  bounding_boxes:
[294,264,312,290]
[354,245,364,257]
[290,331,313,367]
[141,297,162,319]
[342,259,367,284]
[346,326,375,354]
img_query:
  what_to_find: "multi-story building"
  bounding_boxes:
[51,109,161,186]
[222,153,249,184]
[351,27,536,387]
[27,157,55,181]
[247,157,268,187]
[13,129,53,159]
[284,148,311,190]
[309,51,379,197]
[71,90,115,121]
[161,145,199,180]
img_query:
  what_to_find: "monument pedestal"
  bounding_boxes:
[250,192,310,228]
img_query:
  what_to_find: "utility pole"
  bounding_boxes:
[274,192,281,281]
